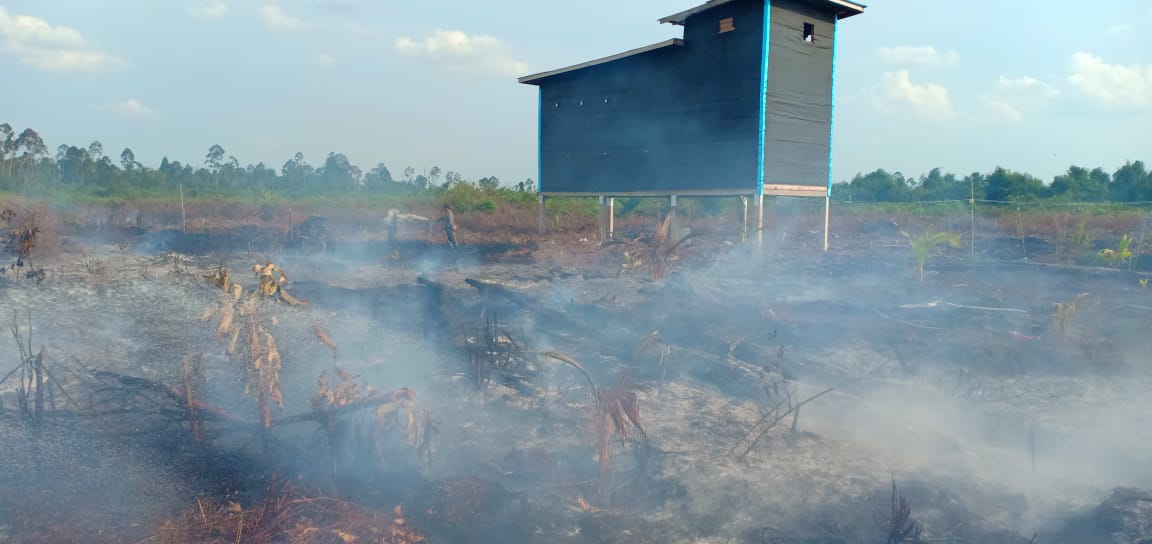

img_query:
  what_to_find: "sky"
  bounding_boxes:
[0,0,1150,186]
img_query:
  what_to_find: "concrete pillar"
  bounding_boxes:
[756,194,765,246]
[537,194,546,235]
[823,195,831,251]
[740,196,749,243]
[608,197,615,239]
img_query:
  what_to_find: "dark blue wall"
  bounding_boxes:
[539,0,764,194]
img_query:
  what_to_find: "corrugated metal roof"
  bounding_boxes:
[659,0,866,25]
[518,39,684,85]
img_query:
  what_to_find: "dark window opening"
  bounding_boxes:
[719,17,735,33]
[803,22,814,43]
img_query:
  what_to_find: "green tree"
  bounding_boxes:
[1110,160,1150,202]
[478,176,500,190]
[844,169,912,202]
[1048,165,1109,201]
[281,152,314,194]
[0,123,14,178]
[120,147,141,171]
[984,167,1043,202]
[913,167,967,201]
[205,144,225,190]
[57,145,92,186]
[320,152,360,191]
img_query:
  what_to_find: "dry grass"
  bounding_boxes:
[148,484,424,544]
[1,197,59,267]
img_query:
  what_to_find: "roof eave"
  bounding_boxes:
[518,38,684,85]
[659,0,866,25]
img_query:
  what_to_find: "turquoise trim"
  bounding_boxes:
[756,0,771,197]
[537,88,543,193]
[827,14,838,197]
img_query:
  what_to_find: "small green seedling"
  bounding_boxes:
[902,230,963,282]
[1098,234,1132,268]
[1140,278,1148,289]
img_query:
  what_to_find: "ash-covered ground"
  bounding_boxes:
[1,231,1150,543]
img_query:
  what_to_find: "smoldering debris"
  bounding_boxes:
[1,223,1151,543]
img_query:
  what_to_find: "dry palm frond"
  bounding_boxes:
[630,330,661,364]
[648,212,701,280]
[314,326,338,353]
[539,351,598,400]
[596,377,650,484]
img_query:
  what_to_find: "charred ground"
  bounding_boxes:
[1,205,1151,544]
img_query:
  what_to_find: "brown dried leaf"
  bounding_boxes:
[315,326,338,352]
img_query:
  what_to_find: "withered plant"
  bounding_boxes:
[311,364,426,476]
[647,212,700,281]
[877,478,919,544]
[463,316,528,389]
[1052,292,1090,338]
[595,376,649,488]
[729,386,833,461]
[204,262,304,430]
[2,313,75,425]
[630,330,672,383]
[251,260,306,305]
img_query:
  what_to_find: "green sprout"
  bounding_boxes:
[1098,234,1132,268]
[902,230,963,282]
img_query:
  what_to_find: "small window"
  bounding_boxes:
[803,22,814,43]
[719,17,735,33]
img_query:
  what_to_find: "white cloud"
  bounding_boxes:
[0,6,125,72]
[257,3,308,31]
[310,53,335,67]
[94,98,154,117]
[995,75,1060,97]
[982,75,1060,124]
[981,97,1023,124]
[876,45,959,66]
[395,29,528,78]
[877,70,956,121]
[1106,23,1131,36]
[1067,52,1152,112]
[188,1,228,20]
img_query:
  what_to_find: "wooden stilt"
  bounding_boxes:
[537,194,546,235]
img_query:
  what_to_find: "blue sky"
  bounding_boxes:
[1,0,1149,185]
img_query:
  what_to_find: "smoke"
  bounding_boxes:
[2,195,1150,543]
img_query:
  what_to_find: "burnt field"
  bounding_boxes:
[1,212,1151,544]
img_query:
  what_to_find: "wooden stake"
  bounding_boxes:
[179,182,187,233]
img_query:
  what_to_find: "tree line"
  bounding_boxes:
[2,122,1148,205]
[0,123,536,201]
[833,162,1152,203]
